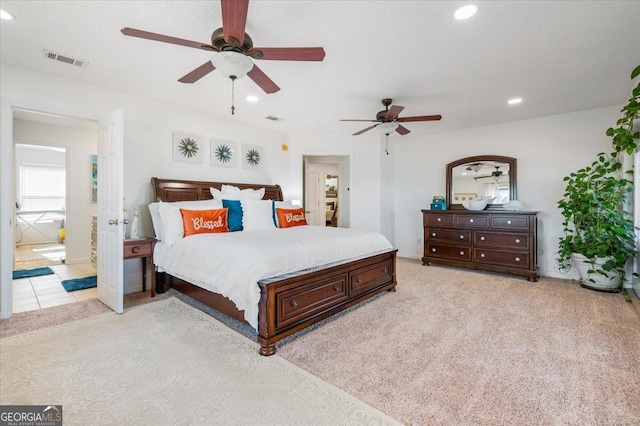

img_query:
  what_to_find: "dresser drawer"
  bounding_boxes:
[426,228,471,244]
[123,241,153,258]
[426,244,472,261]
[491,215,530,231]
[474,249,530,269]
[350,260,392,297]
[424,213,455,227]
[474,232,530,250]
[277,274,349,329]
[455,215,489,228]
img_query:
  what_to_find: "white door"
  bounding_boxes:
[305,172,321,226]
[97,109,124,313]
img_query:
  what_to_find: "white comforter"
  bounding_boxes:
[154,226,393,329]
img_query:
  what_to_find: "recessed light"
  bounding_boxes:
[454,5,477,20]
[246,95,259,102]
[0,9,16,21]
[508,98,523,105]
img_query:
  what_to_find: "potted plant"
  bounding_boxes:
[557,65,640,293]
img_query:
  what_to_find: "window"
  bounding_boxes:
[18,164,66,211]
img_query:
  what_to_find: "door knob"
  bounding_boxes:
[108,219,118,225]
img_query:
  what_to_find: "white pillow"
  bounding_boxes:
[148,202,163,240]
[241,199,276,231]
[159,199,222,246]
[210,185,265,201]
[273,200,295,227]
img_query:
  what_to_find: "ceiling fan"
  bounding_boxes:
[340,98,442,136]
[474,166,504,181]
[121,0,325,113]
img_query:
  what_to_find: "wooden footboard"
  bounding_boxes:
[158,249,398,356]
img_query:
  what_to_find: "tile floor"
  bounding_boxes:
[12,262,97,313]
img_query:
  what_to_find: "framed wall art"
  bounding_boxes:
[90,154,98,203]
[173,131,204,164]
[210,139,238,168]
[242,144,265,170]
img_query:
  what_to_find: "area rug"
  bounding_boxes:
[277,258,640,426]
[61,276,96,292]
[0,297,400,426]
[12,266,54,280]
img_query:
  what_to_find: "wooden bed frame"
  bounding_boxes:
[152,177,398,356]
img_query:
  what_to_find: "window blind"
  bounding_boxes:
[19,164,66,211]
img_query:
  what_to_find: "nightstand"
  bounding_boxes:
[123,238,156,297]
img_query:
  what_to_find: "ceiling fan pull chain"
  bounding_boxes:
[230,76,236,115]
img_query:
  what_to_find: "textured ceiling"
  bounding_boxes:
[1,1,639,138]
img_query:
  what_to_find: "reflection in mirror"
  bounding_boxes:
[446,156,517,210]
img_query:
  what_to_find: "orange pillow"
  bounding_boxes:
[180,208,229,236]
[276,207,307,228]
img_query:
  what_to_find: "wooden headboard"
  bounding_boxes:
[151,177,283,202]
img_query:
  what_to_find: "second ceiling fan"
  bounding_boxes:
[341,98,442,136]
[121,0,325,113]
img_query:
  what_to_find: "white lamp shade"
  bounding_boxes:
[376,122,399,135]
[211,51,253,79]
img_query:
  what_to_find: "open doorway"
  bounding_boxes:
[11,109,99,313]
[303,155,351,228]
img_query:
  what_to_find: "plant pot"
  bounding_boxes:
[571,253,621,292]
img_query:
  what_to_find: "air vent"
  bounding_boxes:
[42,49,89,68]
[265,116,283,122]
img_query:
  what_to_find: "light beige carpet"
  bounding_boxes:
[0,291,170,338]
[0,297,401,426]
[277,258,640,426]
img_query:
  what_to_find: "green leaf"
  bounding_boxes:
[632,65,640,80]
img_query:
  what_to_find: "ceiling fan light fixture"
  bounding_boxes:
[376,122,399,135]
[211,51,253,80]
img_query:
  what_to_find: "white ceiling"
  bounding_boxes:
[1,1,639,138]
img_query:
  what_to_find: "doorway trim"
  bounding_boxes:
[302,154,352,228]
[0,99,100,319]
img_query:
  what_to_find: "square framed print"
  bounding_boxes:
[210,139,238,168]
[242,144,265,170]
[173,131,204,164]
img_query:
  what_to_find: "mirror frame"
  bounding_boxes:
[445,155,517,210]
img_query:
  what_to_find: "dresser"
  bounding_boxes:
[421,210,538,281]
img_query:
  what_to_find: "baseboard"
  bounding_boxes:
[64,257,90,265]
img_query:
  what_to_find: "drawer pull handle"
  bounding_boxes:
[432,232,436,237]
[480,236,485,241]
[507,220,512,224]
[459,235,464,239]
[132,246,140,253]
[356,278,362,283]
[480,253,485,258]
[333,285,340,291]
[515,257,521,262]
[290,300,298,307]
[382,268,387,273]
[469,219,474,223]
[515,239,521,243]
[437,218,442,222]
[460,251,465,256]
[432,248,437,252]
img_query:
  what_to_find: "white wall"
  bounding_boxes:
[13,120,97,263]
[287,130,382,234]
[1,63,289,294]
[394,105,622,279]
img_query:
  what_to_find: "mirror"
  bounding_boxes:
[445,155,517,210]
